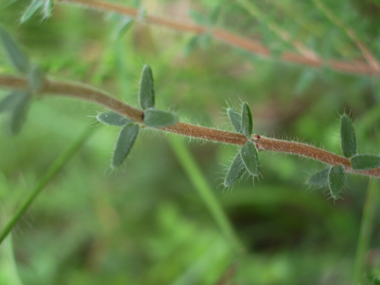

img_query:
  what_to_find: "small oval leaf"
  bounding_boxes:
[0,91,24,113]
[224,152,246,187]
[241,103,253,138]
[351,154,380,170]
[227,108,242,133]
[340,114,357,158]
[0,26,30,74]
[97,111,132,126]
[28,65,45,94]
[307,167,330,185]
[240,140,259,177]
[112,123,139,168]
[328,165,345,199]
[139,65,155,110]
[144,108,178,128]
[21,0,44,23]
[9,91,31,135]
[114,17,134,40]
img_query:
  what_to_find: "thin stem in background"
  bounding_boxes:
[312,0,380,73]
[58,0,379,76]
[167,134,245,255]
[0,126,96,245]
[353,178,379,284]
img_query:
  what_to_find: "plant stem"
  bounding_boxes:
[1,73,380,178]
[57,0,379,76]
[353,178,379,284]
[167,135,245,255]
[0,126,95,245]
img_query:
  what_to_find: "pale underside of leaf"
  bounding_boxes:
[97,111,132,126]
[21,0,44,23]
[224,152,246,187]
[307,167,330,185]
[227,108,242,133]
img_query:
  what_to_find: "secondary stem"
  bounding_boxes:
[57,0,379,76]
[1,73,380,178]
[353,178,379,284]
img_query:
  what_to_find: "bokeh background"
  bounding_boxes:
[1,0,380,284]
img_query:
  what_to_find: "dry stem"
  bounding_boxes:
[57,0,379,76]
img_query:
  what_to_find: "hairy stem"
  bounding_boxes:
[56,0,379,76]
[1,73,380,178]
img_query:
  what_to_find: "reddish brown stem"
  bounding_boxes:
[1,73,380,178]
[57,0,379,76]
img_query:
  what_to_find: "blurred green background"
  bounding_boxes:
[1,0,380,284]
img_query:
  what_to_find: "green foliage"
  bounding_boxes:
[224,152,246,187]
[328,165,345,199]
[240,140,259,177]
[351,154,380,170]
[227,108,242,133]
[241,103,253,138]
[0,91,31,135]
[307,167,330,185]
[143,108,178,128]
[28,65,44,94]
[138,65,155,110]
[340,114,357,158]
[112,123,139,168]
[0,25,30,73]
[96,111,132,126]
[111,14,134,40]
[21,0,44,23]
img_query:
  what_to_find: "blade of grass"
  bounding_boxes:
[353,178,379,284]
[0,233,23,285]
[167,135,245,255]
[0,126,96,244]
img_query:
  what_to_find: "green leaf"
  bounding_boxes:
[340,114,357,158]
[189,10,208,25]
[241,103,253,138]
[307,167,330,185]
[224,152,246,187]
[240,140,259,177]
[28,65,45,94]
[0,26,30,74]
[21,0,44,23]
[8,91,31,135]
[0,91,24,113]
[199,33,212,50]
[227,108,242,133]
[351,154,380,170]
[144,108,178,128]
[209,4,222,24]
[138,65,155,110]
[184,36,200,56]
[43,0,53,19]
[113,16,134,40]
[328,165,345,199]
[96,111,132,126]
[112,123,139,168]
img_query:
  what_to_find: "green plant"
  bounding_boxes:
[1,0,380,284]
